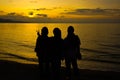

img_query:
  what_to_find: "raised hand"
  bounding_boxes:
[36,30,40,36]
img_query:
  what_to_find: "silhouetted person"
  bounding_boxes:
[64,26,81,78]
[34,27,50,77]
[50,28,64,80]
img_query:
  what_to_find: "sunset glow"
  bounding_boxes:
[0,0,120,22]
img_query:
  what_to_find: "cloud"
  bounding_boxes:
[36,14,48,17]
[0,12,28,21]
[33,8,52,11]
[0,10,6,15]
[7,12,16,16]
[0,12,49,22]
[31,7,64,12]
[32,7,63,11]
[0,10,4,13]
[33,8,47,11]
[6,12,26,17]
[0,10,120,23]
[53,7,62,9]
[62,8,120,16]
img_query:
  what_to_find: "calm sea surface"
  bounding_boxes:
[0,23,120,72]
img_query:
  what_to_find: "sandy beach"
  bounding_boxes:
[0,60,120,80]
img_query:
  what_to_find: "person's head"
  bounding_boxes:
[53,28,61,38]
[67,26,74,35]
[41,27,48,36]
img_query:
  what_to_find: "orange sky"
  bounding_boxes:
[0,0,120,22]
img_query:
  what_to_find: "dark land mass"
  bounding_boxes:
[0,60,120,80]
[0,18,27,23]
[0,18,120,23]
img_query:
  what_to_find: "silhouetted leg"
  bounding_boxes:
[51,60,56,80]
[39,63,44,75]
[51,60,61,80]
[72,59,79,75]
[44,61,51,79]
[38,58,44,75]
[65,59,71,77]
[37,58,45,80]
[55,60,61,80]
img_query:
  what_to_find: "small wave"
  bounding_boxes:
[6,40,35,49]
[100,44,120,49]
[0,52,37,62]
[113,33,120,36]
[19,44,34,49]
[81,48,109,54]
[85,59,120,64]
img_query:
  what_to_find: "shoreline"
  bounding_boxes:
[0,60,120,80]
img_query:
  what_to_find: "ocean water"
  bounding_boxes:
[0,23,120,72]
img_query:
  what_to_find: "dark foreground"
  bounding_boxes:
[0,60,120,80]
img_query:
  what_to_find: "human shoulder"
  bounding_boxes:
[74,35,81,44]
[75,35,80,39]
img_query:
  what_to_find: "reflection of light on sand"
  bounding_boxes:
[1,58,38,64]
[77,60,120,72]
[0,51,38,64]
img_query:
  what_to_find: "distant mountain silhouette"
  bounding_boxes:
[0,18,27,23]
[0,18,120,23]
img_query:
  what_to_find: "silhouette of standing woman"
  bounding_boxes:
[34,27,50,76]
[64,26,81,78]
[50,28,64,80]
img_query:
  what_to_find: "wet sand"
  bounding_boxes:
[0,60,120,80]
